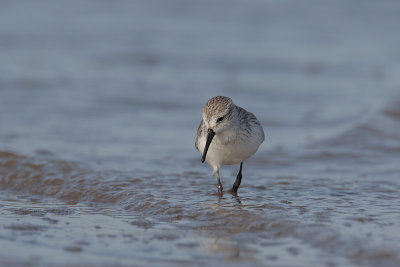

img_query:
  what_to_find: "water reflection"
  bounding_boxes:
[215,191,243,207]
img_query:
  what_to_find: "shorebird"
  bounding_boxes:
[195,96,264,193]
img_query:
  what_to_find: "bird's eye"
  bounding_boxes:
[216,117,224,123]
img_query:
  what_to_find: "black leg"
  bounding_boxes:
[216,170,223,193]
[218,179,223,193]
[232,162,243,193]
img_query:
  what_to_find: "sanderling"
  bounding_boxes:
[195,96,265,193]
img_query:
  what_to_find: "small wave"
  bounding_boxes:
[0,150,296,229]
[0,151,153,210]
[300,99,400,164]
[383,100,400,121]
[0,151,215,222]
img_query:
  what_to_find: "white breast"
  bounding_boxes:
[198,123,264,169]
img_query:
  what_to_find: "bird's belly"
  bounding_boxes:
[205,140,261,166]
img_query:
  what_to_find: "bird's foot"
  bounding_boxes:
[217,181,223,194]
[218,185,223,194]
[231,184,239,194]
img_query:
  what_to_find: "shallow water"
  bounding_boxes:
[1,0,400,266]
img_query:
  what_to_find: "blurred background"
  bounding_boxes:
[1,0,400,266]
[1,0,399,169]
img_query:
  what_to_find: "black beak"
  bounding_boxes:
[201,129,215,163]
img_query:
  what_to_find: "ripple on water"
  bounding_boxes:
[1,147,400,266]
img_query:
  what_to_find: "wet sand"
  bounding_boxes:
[1,0,400,266]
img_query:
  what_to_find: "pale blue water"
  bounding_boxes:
[1,1,400,266]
